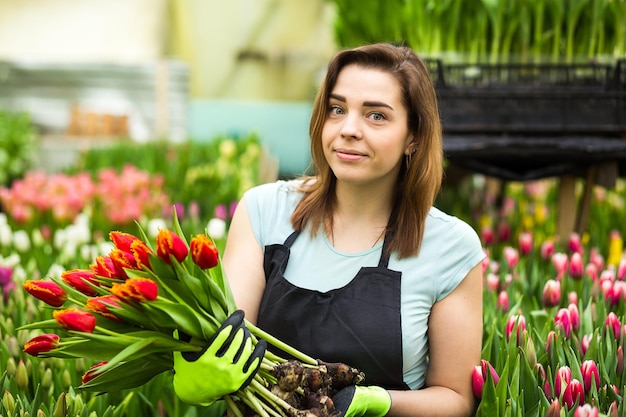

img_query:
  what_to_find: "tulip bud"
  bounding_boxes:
[91,255,116,278]
[506,314,526,344]
[497,291,509,312]
[2,390,16,416]
[568,233,582,254]
[16,359,29,390]
[5,357,16,376]
[190,234,219,269]
[605,312,621,340]
[545,330,558,363]
[53,308,97,333]
[573,404,599,417]
[555,308,573,338]
[156,228,189,264]
[568,291,578,306]
[85,295,123,321]
[22,280,68,307]
[61,269,98,296]
[555,366,572,398]
[503,246,519,270]
[580,360,600,394]
[497,222,511,242]
[525,336,537,369]
[581,334,593,356]
[607,401,619,417]
[541,240,555,261]
[24,333,60,357]
[41,368,53,389]
[518,232,533,256]
[471,359,500,398]
[111,278,158,302]
[542,279,561,308]
[61,369,72,390]
[563,378,584,409]
[568,303,580,331]
[552,253,569,280]
[486,273,499,292]
[545,400,560,417]
[130,239,152,270]
[82,361,108,385]
[53,392,66,417]
[481,225,494,246]
[569,252,584,279]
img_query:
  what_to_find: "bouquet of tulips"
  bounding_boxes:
[18,217,364,417]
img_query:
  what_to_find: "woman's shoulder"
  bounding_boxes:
[425,206,482,248]
[244,179,305,205]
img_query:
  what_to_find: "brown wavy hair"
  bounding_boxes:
[291,43,443,259]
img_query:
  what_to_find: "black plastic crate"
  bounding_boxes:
[427,59,626,135]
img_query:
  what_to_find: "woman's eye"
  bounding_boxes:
[369,112,385,121]
[329,105,344,115]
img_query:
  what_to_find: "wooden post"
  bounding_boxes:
[556,175,577,244]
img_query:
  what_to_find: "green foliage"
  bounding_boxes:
[327,0,626,60]
[0,111,36,187]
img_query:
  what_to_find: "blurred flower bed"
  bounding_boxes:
[2,133,626,415]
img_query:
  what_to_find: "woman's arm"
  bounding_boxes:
[221,198,267,324]
[388,263,483,417]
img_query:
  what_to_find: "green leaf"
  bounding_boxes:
[79,356,172,392]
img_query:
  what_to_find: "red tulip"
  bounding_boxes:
[563,379,584,409]
[568,233,583,254]
[22,280,67,307]
[156,228,188,264]
[109,248,134,279]
[23,334,60,356]
[111,278,158,302]
[53,308,97,333]
[580,360,600,394]
[542,279,561,307]
[190,234,219,269]
[61,269,98,296]
[82,361,108,385]
[472,359,500,398]
[86,295,124,321]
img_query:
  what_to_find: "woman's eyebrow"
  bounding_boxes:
[329,93,393,110]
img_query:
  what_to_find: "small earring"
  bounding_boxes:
[405,152,412,165]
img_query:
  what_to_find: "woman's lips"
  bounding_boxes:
[335,149,366,162]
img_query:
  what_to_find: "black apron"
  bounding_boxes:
[257,231,410,390]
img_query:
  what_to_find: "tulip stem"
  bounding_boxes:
[245,320,317,366]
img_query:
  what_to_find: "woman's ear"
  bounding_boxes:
[405,141,416,155]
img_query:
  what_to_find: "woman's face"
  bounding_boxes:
[321,64,413,188]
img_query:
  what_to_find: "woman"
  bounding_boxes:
[174,43,485,417]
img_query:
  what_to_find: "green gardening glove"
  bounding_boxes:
[173,310,266,406]
[333,386,392,417]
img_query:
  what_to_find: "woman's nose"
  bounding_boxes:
[339,114,363,139]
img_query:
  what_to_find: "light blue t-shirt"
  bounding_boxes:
[244,180,485,390]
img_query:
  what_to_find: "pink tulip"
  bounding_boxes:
[555,308,573,338]
[606,312,622,340]
[481,225,494,245]
[589,248,605,271]
[518,232,533,256]
[545,330,558,362]
[472,359,500,398]
[555,366,572,398]
[486,273,499,292]
[506,314,526,344]
[569,252,584,279]
[497,291,509,312]
[618,346,624,377]
[573,404,599,417]
[585,263,599,281]
[541,240,555,261]
[542,279,561,308]
[568,291,578,306]
[497,222,511,242]
[568,303,580,331]
[581,334,593,356]
[552,253,569,280]
[503,246,519,270]
[618,259,626,281]
[568,233,583,254]
[580,360,600,393]
[563,379,584,409]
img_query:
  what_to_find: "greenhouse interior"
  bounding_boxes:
[0,0,625,416]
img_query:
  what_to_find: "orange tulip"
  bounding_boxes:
[22,280,68,307]
[23,333,60,356]
[61,269,98,296]
[109,231,141,252]
[130,239,153,270]
[91,255,117,278]
[53,308,97,333]
[190,234,219,269]
[156,229,188,264]
[111,278,158,302]
[86,295,124,321]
